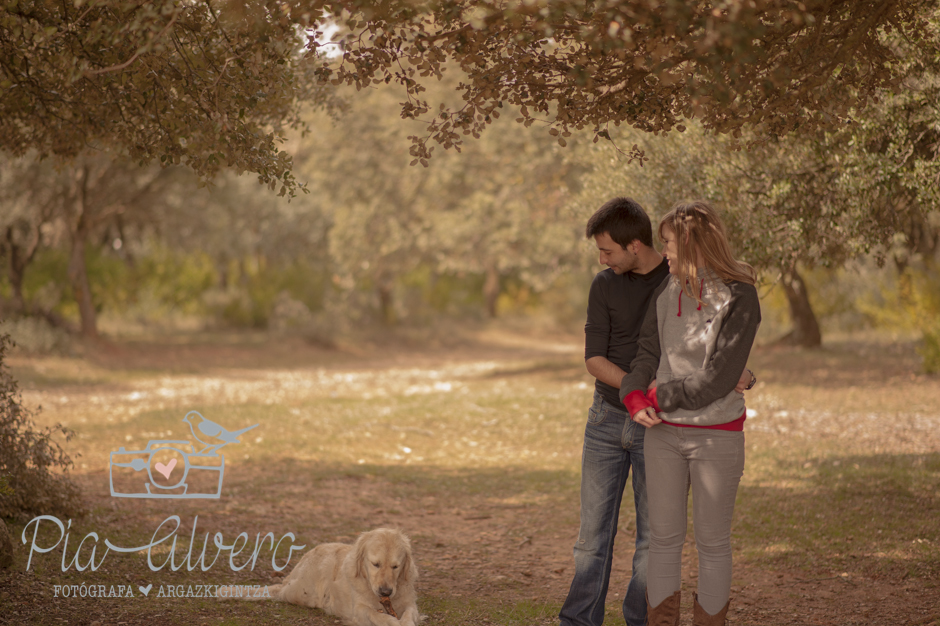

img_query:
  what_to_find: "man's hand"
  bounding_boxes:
[632,407,662,429]
[735,368,754,393]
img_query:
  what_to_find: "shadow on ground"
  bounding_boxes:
[2,451,939,625]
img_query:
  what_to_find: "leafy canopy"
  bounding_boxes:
[309,0,934,160]
[1,0,934,189]
[1,0,326,195]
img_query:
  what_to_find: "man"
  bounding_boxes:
[559,197,755,626]
[559,196,669,626]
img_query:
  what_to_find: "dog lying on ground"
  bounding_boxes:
[217,528,420,626]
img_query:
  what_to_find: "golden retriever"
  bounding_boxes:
[217,528,420,626]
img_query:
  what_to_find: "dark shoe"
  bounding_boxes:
[646,590,680,626]
[692,592,729,626]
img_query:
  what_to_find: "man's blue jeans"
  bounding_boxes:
[559,391,649,626]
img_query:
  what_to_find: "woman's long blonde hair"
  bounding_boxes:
[659,201,756,305]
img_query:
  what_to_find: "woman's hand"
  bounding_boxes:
[632,407,662,429]
[633,379,662,427]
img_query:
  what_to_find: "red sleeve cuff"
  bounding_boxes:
[647,386,661,413]
[624,390,652,417]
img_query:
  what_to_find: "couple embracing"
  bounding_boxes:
[560,198,761,626]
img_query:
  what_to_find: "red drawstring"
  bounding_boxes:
[678,278,705,316]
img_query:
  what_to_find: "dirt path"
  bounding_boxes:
[3,331,939,625]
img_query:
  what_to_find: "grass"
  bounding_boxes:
[2,329,939,625]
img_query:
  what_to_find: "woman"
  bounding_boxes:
[619,201,760,626]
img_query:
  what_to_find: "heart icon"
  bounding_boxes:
[138,584,153,596]
[154,459,177,480]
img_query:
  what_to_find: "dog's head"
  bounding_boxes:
[354,528,418,598]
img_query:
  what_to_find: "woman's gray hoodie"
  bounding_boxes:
[619,269,761,426]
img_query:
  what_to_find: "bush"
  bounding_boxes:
[857,261,940,373]
[201,259,329,329]
[0,333,84,520]
[0,317,73,355]
[920,328,940,375]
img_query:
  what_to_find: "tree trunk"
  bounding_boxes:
[216,259,230,289]
[68,169,98,339]
[4,224,70,330]
[378,283,395,326]
[8,260,26,312]
[5,227,31,312]
[483,265,500,318]
[780,267,821,347]
[68,226,98,339]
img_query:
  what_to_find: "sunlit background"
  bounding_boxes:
[2,76,938,359]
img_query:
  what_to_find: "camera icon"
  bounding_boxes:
[108,411,258,500]
[109,440,225,499]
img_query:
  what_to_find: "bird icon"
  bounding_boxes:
[182,411,258,453]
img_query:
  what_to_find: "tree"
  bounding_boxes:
[0,157,58,318]
[298,78,587,323]
[714,44,940,345]
[568,43,940,347]
[3,1,933,189]
[1,0,329,195]
[145,168,331,326]
[0,151,199,338]
[1,150,332,335]
[6,153,189,338]
[427,109,587,317]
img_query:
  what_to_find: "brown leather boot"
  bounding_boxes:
[692,592,730,626]
[646,590,681,626]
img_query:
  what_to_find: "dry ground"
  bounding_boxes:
[1,324,939,625]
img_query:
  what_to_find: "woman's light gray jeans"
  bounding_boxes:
[644,423,744,616]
